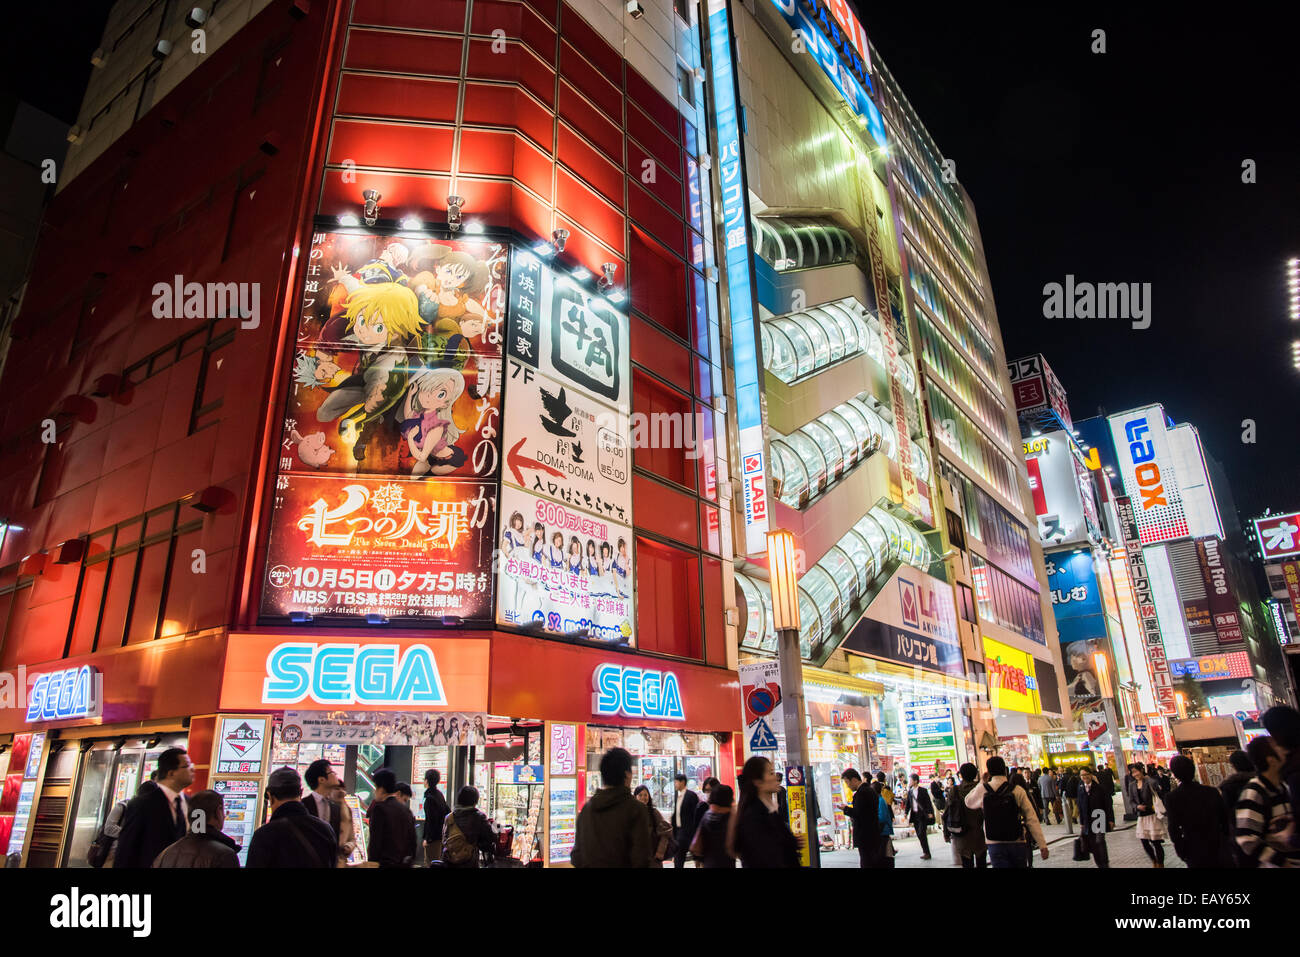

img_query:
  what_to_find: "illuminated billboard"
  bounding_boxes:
[1108,405,1189,545]
[263,230,508,620]
[1254,511,1300,560]
[1023,431,1098,547]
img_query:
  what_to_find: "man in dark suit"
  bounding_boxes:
[114,747,194,868]
[422,768,451,865]
[367,767,419,868]
[1164,755,1232,868]
[670,774,700,868]
[839,768,882,867]
[905,773,935,860]
[302,760,343,834]
[246,767,337,867]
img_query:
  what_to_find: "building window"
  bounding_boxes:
[673,0,692,23]
[676,63,694,103]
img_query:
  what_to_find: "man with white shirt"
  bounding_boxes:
[670,774,700,868]
[302,759,345,845]
[964,756,1049,868]
[115,748,195,867]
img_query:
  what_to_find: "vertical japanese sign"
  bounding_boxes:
[1280,562,1300,639]
[1116,496,1177,717]
[1196,537,1243,644]
[499,251,635,645]
[868,224,930,525]
[546,721,580,866]
[708,0,769,556]
[263,230,507,619]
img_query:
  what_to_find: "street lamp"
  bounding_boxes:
[766,528,818,867]
[1093,650,1135,820]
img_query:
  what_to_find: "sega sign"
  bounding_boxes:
[262,642,446,706]
[26,666,100,722]
[591,663,684,721]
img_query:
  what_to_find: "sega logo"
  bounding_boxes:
[591,663,684,721]
[26,666,100,722]
[262,642,446,706]
[1123,417,1168,510]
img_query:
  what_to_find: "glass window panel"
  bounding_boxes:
[771,318,814,377]
[801,420,842,478]
[783,431,827,493]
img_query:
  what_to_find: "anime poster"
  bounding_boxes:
[262,474,496,619]
[285,231,507,479]
[495,486,634,646]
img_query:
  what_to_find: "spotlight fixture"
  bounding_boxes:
[185,7,208,28]
[533,241,554,256]
[337,213,359,227]
[627,1,645,19]
[446,194,465,232]
[400,214,422,230]
[607,288,627,304]
[551,228,569,253]
[361,188,382,226]
[153,39,172,60]
[597,262,619,292]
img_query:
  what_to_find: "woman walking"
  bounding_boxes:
[1127,764,1168,867]
[634,785,674,867]
[728,756,800,868]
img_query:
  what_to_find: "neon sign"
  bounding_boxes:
[262,642,446,706]
[591,663,684,721]
[25,666,100,722]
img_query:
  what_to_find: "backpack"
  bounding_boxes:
[86,800,126,868]
[982,781,1023,842]
[442,814,475,865]
[942,789,968,835]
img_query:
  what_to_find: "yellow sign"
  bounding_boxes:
[982,636,1041,714]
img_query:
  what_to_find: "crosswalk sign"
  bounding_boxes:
[1134,734,1150,749]
[750,717,779,751]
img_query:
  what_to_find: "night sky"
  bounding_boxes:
[855,4,1300,523]
[6,3,1297,520]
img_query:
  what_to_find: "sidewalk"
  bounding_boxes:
[820,796,1186,870]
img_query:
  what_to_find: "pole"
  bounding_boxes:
[1103,695,1135,820]
[777,626,819,867]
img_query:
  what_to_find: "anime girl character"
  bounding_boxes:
[472,715,487,746]
[611,538,630,598]
[1066,640,1102,698]
[585,539,600,577]
[447,716,462,745]
[315,282,425,463]
[399,367,466,476]
[548,532,566,569]
[567,536,584,577]
[431,716,448,746]
[530,523,546,563]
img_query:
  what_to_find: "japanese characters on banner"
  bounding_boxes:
[215,716,268,775]
[1196,537,1243,644]
[281,710,488,746]
[502,358,630,523]
[499,250,634,646]
[262,476,496,619]
[263,230,508,620]
[739,660,785,761]
[1116,496,1178,717]
[1281,561,1300,634]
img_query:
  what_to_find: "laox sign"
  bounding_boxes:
[592,663,684,721]
[1122,417,1168,510]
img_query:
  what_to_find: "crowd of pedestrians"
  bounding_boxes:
[80,705,1299,869]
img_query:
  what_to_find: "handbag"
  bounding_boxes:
[1072,837,1089,862]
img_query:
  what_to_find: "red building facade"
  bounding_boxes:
[0,0,739,866]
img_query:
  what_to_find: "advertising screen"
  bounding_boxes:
[1047,549,1107,709]
[1108,405,1189,545]
[263,230,508,620]
[1023,431,1097,547]
[982,636,1041,715]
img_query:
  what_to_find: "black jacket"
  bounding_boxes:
[1165,780,1232,868]
[444,807,497,868]
[115,786,186,869]
[1218,771,1255,867]
[1075,780,1108,832]
[905,785,934,821]
[571,786,652,868]
[732,797,800,868]
[844,783,882,852]
[152,830,241,868]
[301,791,343,837]
[691,809,735,868]
[1095,767,1116,795]
[367,796,419,868]
[672,789,700,834]
[423,786,451,846]
[1064,773,1081,799]
[246,800,337,868]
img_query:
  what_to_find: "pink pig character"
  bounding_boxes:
[291,429,336,469]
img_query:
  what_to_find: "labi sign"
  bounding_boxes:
[841,567,963,675]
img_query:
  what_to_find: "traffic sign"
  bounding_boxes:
[1133,723,1148,734]
[1134,734,1150,749]
[749,717,779,751]
[1235,711,1248,722]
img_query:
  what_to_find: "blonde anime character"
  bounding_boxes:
[316,282,425,463]
[399,366,467,476]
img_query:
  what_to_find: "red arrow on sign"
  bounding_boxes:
[507,437,565,488]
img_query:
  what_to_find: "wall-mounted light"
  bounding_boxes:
[185,7,208,28]
[362,188,382,226]
[627,1,645,19]
[464,221,484,234]
[551,228,569,253]
[90,48,107,68]
[152,39,172,60]
[571,267,592,283]
[598,262,620,295]
[446,195,464,232]
[338,213,360,227]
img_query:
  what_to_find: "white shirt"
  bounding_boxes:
[157,783,188,828]
[674,789,684,827]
